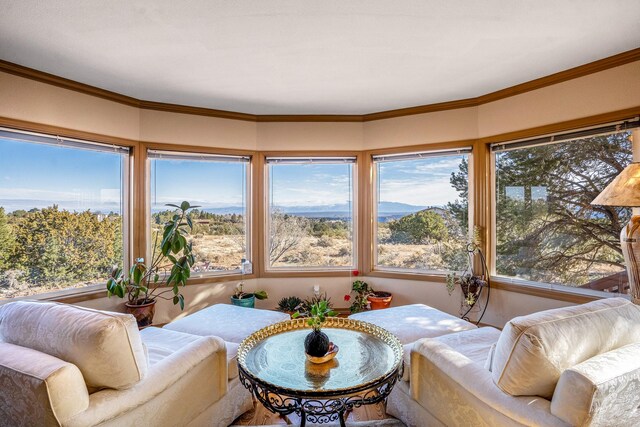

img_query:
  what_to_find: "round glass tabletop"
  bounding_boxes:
[237,317,403,395]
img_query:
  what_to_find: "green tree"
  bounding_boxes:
[12,206,122,286]
[0,207,15,270]
[388,209,449,244]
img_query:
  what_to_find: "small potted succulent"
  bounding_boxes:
[107,201,197,327]
[277,296,303,316]
[294,300,337,359]
[344,270,392,313]
[230,281,268,308]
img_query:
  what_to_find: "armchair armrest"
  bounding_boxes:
[65,334,228,427]
[410,338,569,427]
[0,342,89,426]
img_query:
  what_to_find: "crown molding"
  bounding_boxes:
[1,47,638,122]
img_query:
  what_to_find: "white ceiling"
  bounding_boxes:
[0,1,639,115]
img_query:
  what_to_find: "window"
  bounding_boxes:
[149,150,250,275]
[373,149,472,273]
[0,128,130,299]
[266,157,356,270]
[492,122,639,294]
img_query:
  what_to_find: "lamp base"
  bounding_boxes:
[621,216,640,304]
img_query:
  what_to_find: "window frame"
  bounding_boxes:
[0,126,134,300]
[145,147,254,278]
[369,146,474,276]
[489,121,640,298]
[262,153,360,274]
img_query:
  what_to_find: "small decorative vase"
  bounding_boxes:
[304,329,330,357]
[367,291,393,310]
[125,299,156,327]
[231,294,255,308]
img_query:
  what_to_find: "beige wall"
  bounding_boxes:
[2,61,639,327]
[478,61,640,138]
[0,73,140,140]
[140,109,257,150]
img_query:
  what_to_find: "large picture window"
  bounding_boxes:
[0,128,130,299]
[149,150,250,275]
[492,124,638,294]
[373,149,472,273]
[266,157,356,270]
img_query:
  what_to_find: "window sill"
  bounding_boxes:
[490,276,629,304]
[367,269,447,283]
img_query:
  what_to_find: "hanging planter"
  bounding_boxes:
[446,227,491,324]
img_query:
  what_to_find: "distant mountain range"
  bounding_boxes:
[3,199,435,220]
[197,201,430,219]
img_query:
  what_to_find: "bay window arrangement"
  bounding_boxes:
[372,149,472,273]
[149,150,251,275]
[265,156,357,270]
[1,116,638,303]
[492,122,639,295]
[0,128,130,299]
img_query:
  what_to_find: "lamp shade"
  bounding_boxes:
[591,162,640,207]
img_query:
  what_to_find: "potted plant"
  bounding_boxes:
[446,226,491,323]
[230,281,268,308]
[294,300,337,358]
[277,296,303,316]
[299,292,333,316]
[344,270,392,312]
[106,201,197,327]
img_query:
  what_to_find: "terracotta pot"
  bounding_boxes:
[367,291,392,310]
[125,299,156,327]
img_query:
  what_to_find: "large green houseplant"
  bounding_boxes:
[107,201,198,326]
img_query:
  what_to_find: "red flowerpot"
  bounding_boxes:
[367,291,392,310]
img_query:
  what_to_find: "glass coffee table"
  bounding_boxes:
[237,317,404,427]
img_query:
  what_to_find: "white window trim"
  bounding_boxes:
[147,149,252,277]
[264,157,358,272]
[372,149,474,274]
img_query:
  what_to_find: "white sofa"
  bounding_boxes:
[387,297,640,427]
[0,301,247,427]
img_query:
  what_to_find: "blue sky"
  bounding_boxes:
[377,155,465,206]
[269,163,352,207]
[0,137,466,213]
[151,158,247,209]
[0,137,123,213]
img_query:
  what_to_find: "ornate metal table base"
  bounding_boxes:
[237,318,404,427]
[239,366,401,427]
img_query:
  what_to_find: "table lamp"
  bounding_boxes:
[591,162,640,304]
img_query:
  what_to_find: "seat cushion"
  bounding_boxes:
[492,297,640,399]
[348,304,477,345]
[140,326,238,380]
[551,342,640,426]
[163,304,290,343]
[0,301,147,390]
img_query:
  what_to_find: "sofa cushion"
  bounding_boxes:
[492,297,640,399]
[434,326,502,366]
[348,304,477,345]
[0,301,147,390]
[0,342,89,425]
[551,342,640,426]
[163,303,289,343]
[140,326,238,380]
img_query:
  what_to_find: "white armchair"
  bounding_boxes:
[0,301,246,427]
[387,298,640,427]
